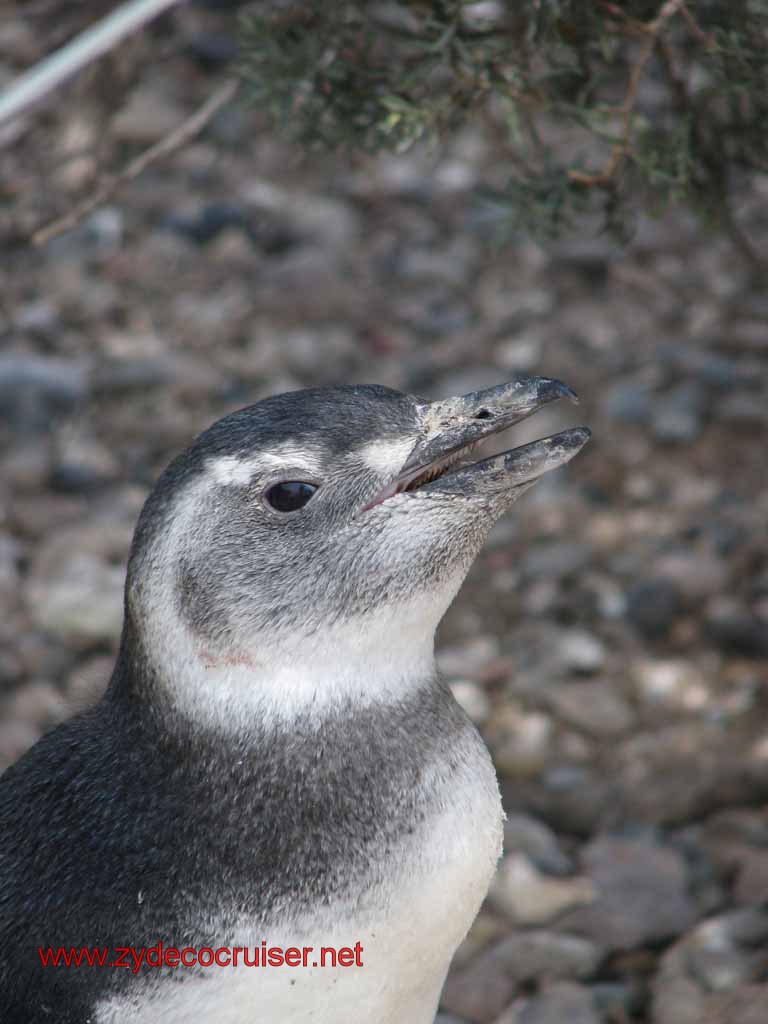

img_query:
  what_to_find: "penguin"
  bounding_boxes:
[0,378,589,1024]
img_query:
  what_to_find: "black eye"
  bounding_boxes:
[264,481,318,512]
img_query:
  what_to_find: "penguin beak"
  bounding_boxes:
[363,377,590,509]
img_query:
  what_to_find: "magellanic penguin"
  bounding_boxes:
[0,379,589,1024]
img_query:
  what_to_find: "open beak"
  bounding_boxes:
[364,377,590,509]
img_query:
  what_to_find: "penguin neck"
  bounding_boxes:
[109,601,441,736]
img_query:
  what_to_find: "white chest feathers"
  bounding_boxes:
[96,733,503,1024]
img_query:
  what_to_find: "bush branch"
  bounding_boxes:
[32,78,239,247]
[568,0,687,187]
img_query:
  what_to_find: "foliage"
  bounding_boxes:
[238,1,768,266]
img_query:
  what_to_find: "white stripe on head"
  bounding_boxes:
[208,456,259,487]
[356,438,415,476]
[207,446,322,487]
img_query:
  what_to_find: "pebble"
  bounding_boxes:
[49,437,119,494]
[688,936,759,991]
[26,553,125,647]
[91,356,174,396]
[631,659,711,712]
[625,578,684,638]
[725,320,768,349]
[602,381,653,424]
[550,239,618,285]
[13,300,60,338]
[670,826,726,915]
[440,931,603,1023]
[398,239,478,287]
[699,986,768,1024]
[162,202,258,246]
[518,765,613,836]
[520,579,560,615]
[652,910,768,1024]
[24,524,131,648]
[440,944,519,1022]
[556,629,605,674]
[0,534,20,599]
[521,543,592,580]
[437,636,500,679]
[208,104,249,147]
[451,911,508,971]
[511,981,601,1024]
[548,680,635,737]
[0,353,87,434]
[0,719,42,772]
[112,88,185,144]
[450,680,492,725]
[706,597,768,658]
[242,180,360,250]
[524,929,600,985]
[487,704,554,777]
[488,852,594,925]
[0,644,21,697]
[733,846,768,907]
[14,631,73,681]
[208,229,256,265]
[1,442,50,491]
[559,836,697,951]
[558,730,594,763]
[503,813,573,876]
[82,207,124,251]
[494,333,544,372]
[652,972,706,1024]
[7,680,68,727]
[717,392,768,425]
[653,382,707,443]
[590,981,643,1018]
[185,31,238,71]
[653,549,728,602]
[54,112,99,192]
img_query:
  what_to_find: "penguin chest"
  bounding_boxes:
[95,727,503,1024]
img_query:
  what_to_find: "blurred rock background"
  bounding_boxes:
[1,3,767,1021]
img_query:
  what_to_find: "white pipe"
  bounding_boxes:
[0,0,184,128]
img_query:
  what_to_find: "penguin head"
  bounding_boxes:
[122,381,589,725]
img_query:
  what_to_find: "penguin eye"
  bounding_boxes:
[264,481,318,512]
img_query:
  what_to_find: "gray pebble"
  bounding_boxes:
[503,813,574,876]
[556,629,606,674]
[522,542,591,580]
[559,836,697,951]
[653,382,707,443]
[440,931,603,1023]
[548,680,635,737]
[516,981,601,1024]
[0,353,87,434]
[602,381,653,424]
[625,578,683,638]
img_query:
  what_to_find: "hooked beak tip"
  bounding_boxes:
[537,377,579,406]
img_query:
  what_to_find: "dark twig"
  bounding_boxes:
[568,0,686,187]
[32,78,239,246]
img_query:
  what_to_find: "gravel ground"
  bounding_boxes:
[2,6,767,1022]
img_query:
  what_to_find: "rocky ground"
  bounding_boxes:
[1,5,767,1022]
